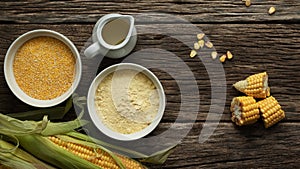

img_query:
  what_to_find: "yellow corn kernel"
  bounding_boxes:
[198,40,205,48]
[219,54,226,63]
[197,33,205,40]
[205,41,213,48]
[194,42,200,50]
[190,50,197,58]
[48,136,144,169]
[233,72,270,98]
[211,51,217,60]
[230,96,260,126]
[226,51,233,60]
[257,96,285,128]
[245,0,251,7]
[268,7,276,15]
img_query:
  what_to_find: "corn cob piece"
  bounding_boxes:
[257,96,285,128]
[230,96,260,126]
[17,134,145,169]
[233,72,270,98]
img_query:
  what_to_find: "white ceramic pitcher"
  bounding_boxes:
[84,14,137,59]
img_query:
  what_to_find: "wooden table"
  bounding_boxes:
[1,1,299,168]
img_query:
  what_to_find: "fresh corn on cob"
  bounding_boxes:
[230,96,260,126]
[257,96,285,128]
[48,136,144,169]
[233,72,270,98]
[17,134,145,169]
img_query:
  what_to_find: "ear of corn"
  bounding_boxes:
[0,93,175,169]
[50,135,145,169]
[257,96,285,128]
[230,96,260,126]
[66,131,176,165]
[17,134,101,169]
[17,134,145,169]
[233,72,270,98]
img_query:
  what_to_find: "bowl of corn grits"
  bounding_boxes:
[4,29,82,107]
[87,63,165,141]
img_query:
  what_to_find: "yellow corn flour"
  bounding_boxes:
[94,69,159,134]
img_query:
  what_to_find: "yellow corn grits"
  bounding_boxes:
[13,36,75,100]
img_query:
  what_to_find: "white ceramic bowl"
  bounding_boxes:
[4,29,82,107]
[87,63,165,141]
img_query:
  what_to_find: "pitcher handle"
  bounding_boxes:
[84,42,101,58]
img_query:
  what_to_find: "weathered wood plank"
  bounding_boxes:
[0,2,299,168]
[0,0,299,23]
[147,122,300,168]
[0,24,299,123]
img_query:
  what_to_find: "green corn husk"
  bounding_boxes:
[1,113,174,168]
[16,134,148,169]
[0,113,145,168]
[1,95,176,168]
[0,139,55,169]
[0,113,48,136]
[0,113,106,169]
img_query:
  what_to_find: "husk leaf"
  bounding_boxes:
[0,139,55,169]
[41,118,88,136]
[39,94,89,136]
[0,154,37,169]
[0,114,48,136]
[0,112,87,137]
[139,145,176,164]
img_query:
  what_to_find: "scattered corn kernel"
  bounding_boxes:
[194,42,200,50]
[211,51,217,60]
[190,50,197,58]
[197,33,205,40]
[230,96,260,126]
[219,54,226,63]
[227,51,233,60]
[268,7,276,15]
[198,40,205,48]
[13,36,75,100]
[205,41,213,48]
[245,0,251,7]
[233,72,270,98]
[258,96,285,128]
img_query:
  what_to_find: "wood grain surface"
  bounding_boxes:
[0,0,299,168]
[1,0,300,23]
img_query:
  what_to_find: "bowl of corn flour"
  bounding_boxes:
[87,63,165,141]
[4,29,82,107]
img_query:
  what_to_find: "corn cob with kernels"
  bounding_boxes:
[233,72,270,98]
[230,96,260,126]
[257,96,285,128]
[17,134,145,169]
